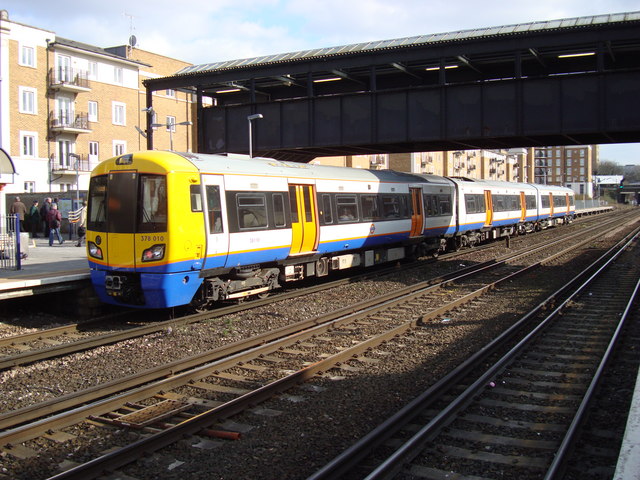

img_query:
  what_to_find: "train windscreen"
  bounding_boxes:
[87,172,167,233]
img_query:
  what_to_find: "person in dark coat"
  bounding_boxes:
[40,198,52,238]
[46,203,64,246]
[29,200,40,238]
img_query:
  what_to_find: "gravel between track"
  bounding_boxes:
[1,212,638,480]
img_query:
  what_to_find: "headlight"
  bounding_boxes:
[142,244,165,262]
[88,242,103,259]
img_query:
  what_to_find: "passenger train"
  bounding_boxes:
[86,151,575,309]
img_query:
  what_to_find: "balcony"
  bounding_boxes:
[48,67,90,93]
[49,111,91,134]
[50,153,97,175]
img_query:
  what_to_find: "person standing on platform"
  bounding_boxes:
[46,203,64,246]
[28,200,40,238]
[40,197,52,238]
[76,201,87,247]
[10,196,27,232]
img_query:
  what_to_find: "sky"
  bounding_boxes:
[4,0,640,165]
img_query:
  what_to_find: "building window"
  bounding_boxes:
[20,45,35,67]
[19,87,37,114]
[166,89,176,98]
[112,102,126,126]
[88,61,98,78]
[89,141,99,157]
[20,132,37,157]
[166,116,176,132]
[88,101,98,122]
[113,141,126,156]
[24,181,35,193]
[114,66,123,84]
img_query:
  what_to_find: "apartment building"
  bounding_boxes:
[0,10,194,204]
[314,149,522,182]
[530,145,597,196]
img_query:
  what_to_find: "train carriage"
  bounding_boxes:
[86,151,575,310]
[87,151,436,309]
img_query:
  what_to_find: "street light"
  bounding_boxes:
[247,113,263,158]
[150,120,192,151]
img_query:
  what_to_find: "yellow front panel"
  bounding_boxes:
[107,233,136,268]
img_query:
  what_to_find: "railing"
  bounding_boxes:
[576,199,610,210]
[50,153,96,173]
[49,111,90,130]
[48,67,89,89]
[0,215,26,270]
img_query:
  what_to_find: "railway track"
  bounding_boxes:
[308,226,640,480]
[0,209,630,372]
[0,212,635,479]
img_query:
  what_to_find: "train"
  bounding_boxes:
[86,150,575,310]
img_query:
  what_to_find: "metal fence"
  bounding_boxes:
[0,214,26,271]
[575,199,611,210]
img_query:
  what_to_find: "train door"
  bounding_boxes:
[201,175,228,269]
[484,190,493,226]
[565,193,571,214]
[549,193,554,217]
[519,191,526,222]
[410,187,424,237]
[288,184,319,255]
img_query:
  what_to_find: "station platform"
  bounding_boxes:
[0,236,90,299]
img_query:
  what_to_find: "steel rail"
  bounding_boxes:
[308,225,640,480]
[360,229,640,480]
[1,212,622,433]
[32,219,635,479]
[0,208,629,371]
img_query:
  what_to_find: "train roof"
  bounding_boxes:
[177,151,445,185]
[447,176,574,193]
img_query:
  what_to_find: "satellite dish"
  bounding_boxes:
[129,35,137,47]
[135,126,147,138]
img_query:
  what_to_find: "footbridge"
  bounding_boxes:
[143,11,640,162]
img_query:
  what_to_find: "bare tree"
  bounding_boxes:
[595,160,624,175]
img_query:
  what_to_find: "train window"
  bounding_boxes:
[138,174,167,233]
[207,185,223,233]
[361,195,380,221]
[464,194,485,214]
[396,195,409,218]
[322,194,333,224]
[526,195,537,209]
[541,195,550,208]
[88,174,108,231]
[437,195,452,216]
[273,193,286,227]
[288,186,298,223]
[190,185,202,212]
[493,195,505,212]
[303,186,313,223]
[424,195,434,216]
[336,195,358,222]
[553,195,566,207]
[237,194,267,229]
[382,195,401,218]
[509,195,520,210]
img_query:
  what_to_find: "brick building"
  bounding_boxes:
[0,9,194,205]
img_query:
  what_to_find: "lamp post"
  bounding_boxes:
[150,120,192,151]
[247,113,263,158]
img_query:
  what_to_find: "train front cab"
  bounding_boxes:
[87,153,207,309]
